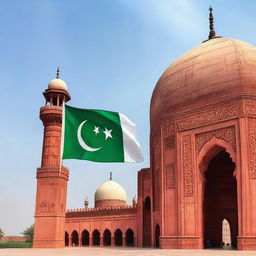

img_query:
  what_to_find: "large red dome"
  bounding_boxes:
[150,37,256,128]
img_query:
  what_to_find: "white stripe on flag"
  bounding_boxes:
[119,113,143,163]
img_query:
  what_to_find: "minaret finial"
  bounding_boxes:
[56,67,60,79]
[208,6,216,39]
[110,171,112,180]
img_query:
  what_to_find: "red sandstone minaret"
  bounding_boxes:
[33,68,71,248]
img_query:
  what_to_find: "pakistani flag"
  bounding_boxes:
[62,105,143,163]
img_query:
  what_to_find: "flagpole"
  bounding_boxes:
[59,102,65,175]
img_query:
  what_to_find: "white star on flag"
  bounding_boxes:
[93,126,100,135]
[103,127,113,140]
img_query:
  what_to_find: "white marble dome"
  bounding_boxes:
[48,78,67,90]
[94,180,127,202]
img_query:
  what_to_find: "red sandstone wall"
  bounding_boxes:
[0,236,28,242]
[137,168,152,247]
[65,205,137,247]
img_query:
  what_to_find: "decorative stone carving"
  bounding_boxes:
[152,130,160,146]
[177,102,242,131]
[165,135,175,150]
[248,118,256,178]
[162,121,175,137]
[153,168,160,211]
[182,135,193,196]
[195,126,236,154]
[244,99,256,116]
[166,164,175,188]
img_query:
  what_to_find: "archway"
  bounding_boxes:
[82,229,89,246]
[203,150,238,248]
[143,196,151,247]
[155,224,160,248]
[126,229,134,247]
[103,229,111,246]
[65,231,69,246]
[92,229,100,246]
[115,229,123,246]
[71,230,79,246]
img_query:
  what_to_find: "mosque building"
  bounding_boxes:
[33,9,256,250]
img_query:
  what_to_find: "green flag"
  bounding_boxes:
[62,105,143,163]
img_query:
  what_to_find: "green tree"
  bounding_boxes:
[0,228,4,239]
[21,224,34,242]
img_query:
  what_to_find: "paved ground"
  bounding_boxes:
[0,247,256,256]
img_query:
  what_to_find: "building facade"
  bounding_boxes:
[34,17,256,250]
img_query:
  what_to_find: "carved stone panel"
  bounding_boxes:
[177,102,242,131]
[165,135,175,150]
[152,130,160,146]
[153,168,160,211]
[162,121,175,136]
[182,135,193,197]
[166,163,175,188]
[195,126,236,154]
[248,118,256,178]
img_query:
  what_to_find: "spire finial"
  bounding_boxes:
[208,6,216,39]
[110,171,112,180]
[56,67,60,79]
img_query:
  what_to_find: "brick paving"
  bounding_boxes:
[0,247,256,256]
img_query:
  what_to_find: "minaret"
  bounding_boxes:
[84,196,89,209]
[33,69,71,248]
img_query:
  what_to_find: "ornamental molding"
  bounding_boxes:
[176,102,242,131]
[248,118,256,178]
[195,126,236,155]
[153,168,160,211]
[182,135,193,197]
[151,98,248,134]
[164,135,175,150]
[166,163,175,188]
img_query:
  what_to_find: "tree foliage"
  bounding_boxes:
[21,224,34,242]
[0,228,4,239]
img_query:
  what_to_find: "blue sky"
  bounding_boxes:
[1,0,256,235]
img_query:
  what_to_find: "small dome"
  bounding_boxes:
[94,180,126,208]
[48,78,67,90]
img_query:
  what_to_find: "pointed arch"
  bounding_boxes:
[143,196,152,247]
[65,231,69,246]
[114,229,123,246]
[82,229,89,246]
[126,229,134,247]
[92,229,100,246]
[103,229,111,246]
[197,136,236,178]
[71,230,79,246]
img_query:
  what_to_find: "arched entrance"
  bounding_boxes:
[65,231,69,246]
[82,229,89,246]
[155,224,160,248]
[203,150,238,248]
[115,229,123,246]
[143,196,151,247]
[103,229,111,246]
[71,230,79,246]
[126,229,134,246]
[92,229,100,246]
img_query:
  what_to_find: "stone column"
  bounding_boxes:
[122,236,126,247]
[111,236,115,247]
[78,237,82,247]
[134,236,137,247]
[100,236,104,247]
[89,236,93,247]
